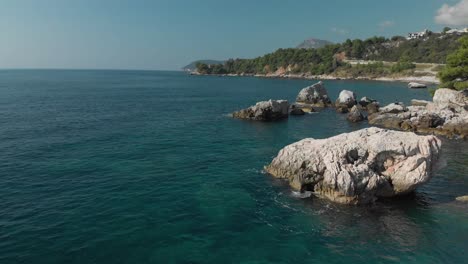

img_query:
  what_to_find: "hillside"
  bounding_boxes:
[194,31,466,80]
[296,38,333,49]
[182,60,224,71]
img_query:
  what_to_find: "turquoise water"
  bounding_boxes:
[0,70,467,263]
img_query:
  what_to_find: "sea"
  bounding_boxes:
[0,70,467,263]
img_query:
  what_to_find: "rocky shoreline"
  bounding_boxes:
[229,81,467,205]
[369,89,468,139]
[190,72,440,84]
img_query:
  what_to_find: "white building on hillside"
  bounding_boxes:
[407,29,429,40]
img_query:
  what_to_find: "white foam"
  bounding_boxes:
[291,191,313,199]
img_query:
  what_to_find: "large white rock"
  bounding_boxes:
[433,88,468,110]
[336,90,357,108]
[265,128,442,204]
[232,99,289,121]
[296,81,331,107]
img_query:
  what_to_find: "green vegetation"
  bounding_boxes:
[438,36,468,91]
[390,56,416,73]
[334,62,388,78]
[195,62,226,74]
[183,60,224,71]
[196,32,466,78]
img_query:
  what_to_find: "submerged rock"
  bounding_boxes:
[264,128,442,204]
[232,100,289,121]
[347,105,365,122]
[296,81,332,107]
[408,82,427,89]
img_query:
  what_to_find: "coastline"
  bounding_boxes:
[190,72,440,84]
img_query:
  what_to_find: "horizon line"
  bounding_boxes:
[0,68,183,72]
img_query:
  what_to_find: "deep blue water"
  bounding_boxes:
[0,70,467,264]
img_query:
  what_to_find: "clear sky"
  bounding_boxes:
[0,0,467,70]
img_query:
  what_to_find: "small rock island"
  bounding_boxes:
[265,127,442,204]
[232,99,289,121]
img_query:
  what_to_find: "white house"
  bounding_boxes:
[407,29,429,40]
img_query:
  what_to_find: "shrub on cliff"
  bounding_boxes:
[438,36,468,90]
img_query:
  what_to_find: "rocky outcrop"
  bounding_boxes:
[433,88,468,112]
[335,90,357,113]
[408,82,427,89]
[347,105,365,122]
[232,100,289,121]
[264,127,442,204]
[369,89,468,138]
[296,81,332,107]
[336,90,357,107]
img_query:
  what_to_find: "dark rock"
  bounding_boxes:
[347,106,365,122]
[417,114,444,129]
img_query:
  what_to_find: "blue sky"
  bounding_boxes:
[0,0,467,70]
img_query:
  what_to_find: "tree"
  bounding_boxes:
[196,63,210,74]
[442,27,451,33]
[438,36,468,90]
[351,39,365,58]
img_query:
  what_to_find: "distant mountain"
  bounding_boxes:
[182,60,224,71]
[296,38,333,49]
